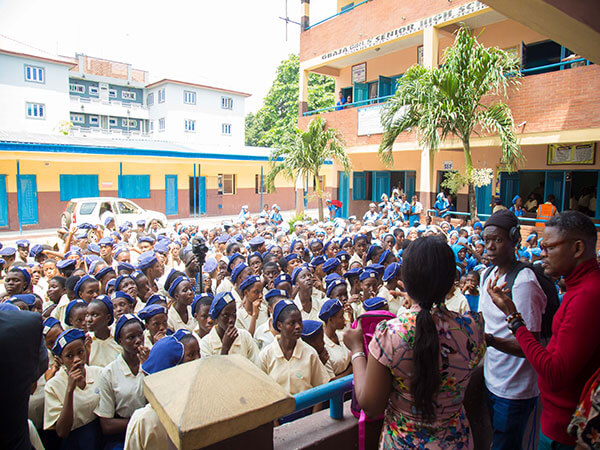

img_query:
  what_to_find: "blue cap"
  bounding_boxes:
[383,262,401,282]
[230,262,248,284]
[364,296,387,311]
[291,265,309,285]
[64,248,82,259]
[0,247,16,256]
[87,243,100,254]
[272,299,298,332]
[325,278,346,297]
[57,259,77,270]
[319,298,343,322]
[136,219,146,227]
[29,244,44,258]
[526,234,538,243]
[344,268,363,279]
[301,320,323,338]
[359,270,377,282]
[324,273,342,286]
[322,257,341,274]
[52,328,86,356]
[8,293,36,307]
[117,262,135,273]
[141,336,184,375]
[227,253,244,272]
[137,251,158,270]
[74,274,96,298]
[366,245,381,262]
[114,246,129,258]
[264,289,289,302]
[154,241,170,255]
[105,279,116,294]
[249,236,265,246]
[191,293,214,315]
[138,235,155,244]
[366,263,385,274]
[119,225,129,233]
[239,275,261,292]
[98,237,114,246]
[512,195,521,204]
[146,294,168,307]
[112,290,136,305]
[309,255,326,268]
[0,302,20,311]
[285,253,300,263]
[247,252,263,264]
[95,266,115,280]
[77,223,97,230]
[139,304,168,321]
[11,267,31,287]
[473,221,484,230]
[114,313,144,342]
[16,239,30,248]
[167,276,189,297]
[94,295,114,325]
[209,292,236,320]
[65,299,87,326]
[114,274,133,290]
[42,317,62,336]
[203,256,218,273]
[473,264,487,272]
[274,273,292,287]
[353,234,368,244]
[335,251,350,261]
[378,250,391,265]
[103,215,115,226]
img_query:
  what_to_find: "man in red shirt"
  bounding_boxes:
[488,211,600,448]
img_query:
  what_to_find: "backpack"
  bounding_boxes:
[483,261,559,340]
[349,310,397,450]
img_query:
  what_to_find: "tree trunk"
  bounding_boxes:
[314,170,324,222]
[468,182,477,219]
[462,139,478,218]
[295,173,305,217]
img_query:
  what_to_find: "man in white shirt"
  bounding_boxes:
[362,203,379,223]
[479,210,546,450]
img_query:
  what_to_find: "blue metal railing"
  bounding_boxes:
[293,374,353,420]
[305,0,372,30]
[427,209,471,218]
[428,210,600,228]
[521,58,589,74]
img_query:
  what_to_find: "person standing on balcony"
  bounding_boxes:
[335,90,346,111]
[510,195,526,217]
[536,195,558,227]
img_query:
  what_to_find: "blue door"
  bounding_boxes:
[405,171,416,199]
[499,173,520,209]
[0,175,7,227]
[378,76,393,99]
[17,174,38,225]
[372,171,390,202]
[476,183,493,215]
[198,176,206,215]
[165,175,178,216]
[337,171,349,218]
[545,171,564,211]
[354,82,369,107]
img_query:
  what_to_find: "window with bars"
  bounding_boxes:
[218,174,236,195]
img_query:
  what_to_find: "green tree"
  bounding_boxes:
[265,117,351,221]
[245,54,335,148]
[379,25,523,217]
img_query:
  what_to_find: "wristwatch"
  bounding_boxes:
[508,317,526,335]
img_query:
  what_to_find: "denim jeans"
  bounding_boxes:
[537,431,575,450]
[485,385,538,450]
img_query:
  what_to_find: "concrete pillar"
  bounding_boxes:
[301,0,310,31]
[296,172,305,215]
[299,68,309,116]
[423,26,439,68]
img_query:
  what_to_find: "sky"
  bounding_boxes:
[0,0,336,113]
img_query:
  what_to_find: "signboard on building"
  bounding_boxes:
[357,104,384,136]
[352,63,366,83]
[443,161,454,170]
[547,142,595,165]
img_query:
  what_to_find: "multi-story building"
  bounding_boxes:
[298,0,600,221]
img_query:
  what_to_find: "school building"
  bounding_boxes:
[297,0,600,221]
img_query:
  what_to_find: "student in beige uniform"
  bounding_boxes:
[191,294,214,340]
[111,291,136,324]
[95,314,147,447]
[378,262,404,315]
[44,328,102,449]
[300,320,336,380]
[319,299,352,377]
[86,295,121,367]
[255,289,288,350]
[236,275,268,336]
[138,304,169,348]
[166,276,197,333]
[292,266,324,321]
[200,291,260,365]
[229,262,252,305]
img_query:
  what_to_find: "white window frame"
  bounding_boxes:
[24,65,45,83]
[122,91,136,101]
[221,96,233,110]
[219,174,236,195]
[147,92,154,106]
[121,118,137,128]
[26,102,45,119]
[89,86,99,96]
[70,113,84,124]
[158,89,165,103]
[70,84,85,94]
[89,115,99,126]
[109,117,117,127]
[109,89,117,98]
[221,123,232,136]
[158,118,165,131]
[184,119,196,132]
[184,90,196,105]
[149,120,154,132]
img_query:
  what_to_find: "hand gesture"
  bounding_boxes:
[137,345,150,363]
[221,325,238,354]
[487,274,517,316]
[67,363,86,393]
[343,321,364,354]
[251,299,262,318]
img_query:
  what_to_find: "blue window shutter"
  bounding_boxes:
[0,175,7,227]
[118,175,150,199]
[60,175,99,201]
[352,172,366,200]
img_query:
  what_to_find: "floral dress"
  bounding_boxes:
[368,304,485,449]
[568,367,600,449]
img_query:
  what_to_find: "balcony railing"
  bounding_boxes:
[292,374,353,420]
[70,95,147,110]
[305,0,372,30]
[426,210,600,228]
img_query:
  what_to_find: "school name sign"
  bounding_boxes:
[319,1,488,63]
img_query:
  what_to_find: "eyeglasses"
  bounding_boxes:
[540,239,572,253]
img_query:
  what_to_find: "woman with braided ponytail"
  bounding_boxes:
[344,236,486,449]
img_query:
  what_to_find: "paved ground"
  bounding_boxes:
[0,208,319,247]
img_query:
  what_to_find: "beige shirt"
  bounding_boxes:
[167,305,197,333]
[29,419,44,450]
[215,277,233,294]
[200,326,260,366]
[29,374,46,430]
[124,404,176,450]
[51,294,71,327]
[324,333,351,376]
[235,303,269,336]
[378,285,402,315]
[254,320,276,351]
[94,354,146,419]
[89,333,122,368]
[44,365,102,431]
[445,287,470,315]
[259,338,330,395]
[293,291,324,322]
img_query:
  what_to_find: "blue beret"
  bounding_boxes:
[364,296,387,311]
[366,245,381,263]
[0,302,20,311]
[114,274,133,290]
[94,295,114,325]
[105,279,116,294]
[285,253,301,263]
[146,294,168,306]
[359,270,377,282]
[473,221,484,230]
[0,247,16,256]
[173,329,193,342]
[64,248,81,259]
[112,290,136,304]
[512,195,521,204]
[217,234,230,244]
[98,237,114,246]
[168,276,189,297]
[274,273,292,287]
[29,244,44,258]
[74,274,97,297]
[272,299,298,332]
[247,252,263,263]
[335,251,350,261]
[52,328,85,356]
[117,262,135,273]
[319,298,343,322]
[366,264,385,274]
[136,220,146,226]
[141,336,184,375]
[230,262,248,284]
[383,262,401,282]
[137,251,158,270]
[473,264,487,272]
[291,265,309,285]
[154,241,170,255]
[378,250,391,265]
[301,320,323,338]
[16,239,30,248]
[191,294,214,315]
[10,267,31,287]
[42,317,62,336]
[119,225,129,233]
[111,232,122,241]
[87,243,100,254]
[56,259,76,270]
[227,253,244,272]
[322,257,341,274]
[203,257,218,273]
[8,293,36,307]
[0,258,4,265]
[325,278,346,297]
[103,215,115,226]
[309,238,323,249]
[114,313,144,342]
[65,299,87,326]
[344,268,363,279]
[95,265,116,280]
[309,255,326,268]
[138,235,156,244]
[353,234,368,244]
[209,292,236,320]
[265,289,289,302]
[339,237,351,248]
[77,223,97,230]
[249,236,265,246]
[138,304,168,321]
[526,234,538,243]
[324,273,342,286]
[239,275,261,292]
[114,246,130,258]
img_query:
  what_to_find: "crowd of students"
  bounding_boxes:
[0,197,599,450]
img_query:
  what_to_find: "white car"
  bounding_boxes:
[61,197,168,229]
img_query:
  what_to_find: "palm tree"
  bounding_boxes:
[379,25,523,217]
[265,116,351,221]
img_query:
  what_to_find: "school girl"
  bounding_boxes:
[166,276,197,332]
[86,296,121,367]
[138,304,169,347]
[254,289,288,351]
[191,294,214,339]
[236,275,268,336]
[292,266,324,321]
[319,299,352,377]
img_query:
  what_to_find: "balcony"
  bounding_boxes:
[70,126,149,138]
[69,95,149,119]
